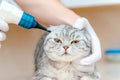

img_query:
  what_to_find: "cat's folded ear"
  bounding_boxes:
[47,25,59,32]
[48,24,65,32]
[47,24,66,32]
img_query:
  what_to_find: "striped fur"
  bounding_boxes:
[33,24,100,80]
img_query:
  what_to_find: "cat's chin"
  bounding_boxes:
[50,55,80,62]
[46,52,82,62]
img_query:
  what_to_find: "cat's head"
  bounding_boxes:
[43,24,91,62]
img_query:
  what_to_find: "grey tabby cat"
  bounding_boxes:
[33,24,100,80]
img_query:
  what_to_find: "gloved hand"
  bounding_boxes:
[73,17,101,65]
[0,17,9,48]
[72,58,95,73]
[0,0,20,48]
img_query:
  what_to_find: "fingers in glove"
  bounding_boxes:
[80,37,101,65]
[72,59,95,73]
[73,18,85,30]
[0,31,6,41]
[73,18,101,65]
[0,18,9,32]
[80,18,101,65]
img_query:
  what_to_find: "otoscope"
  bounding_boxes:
[0,0,50,32]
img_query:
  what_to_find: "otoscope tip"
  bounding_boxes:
[47,30,51,32]
[35,23,50,32]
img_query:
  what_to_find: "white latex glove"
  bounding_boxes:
[6,0,21,8]
[73,17,101,65]
[0,0,20,48]
[0,17,9,48]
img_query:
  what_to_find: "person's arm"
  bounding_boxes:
[15,0,81,26]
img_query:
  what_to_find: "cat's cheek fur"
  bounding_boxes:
[44,46,65,62]
[44,47,77,62]
[68,47,86,56]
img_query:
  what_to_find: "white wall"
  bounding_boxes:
[61,0,120,8]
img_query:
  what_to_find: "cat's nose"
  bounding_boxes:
[63,46,69,50]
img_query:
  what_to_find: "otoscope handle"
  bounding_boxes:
[19,12,49,32]
[0,1,49,32]
[18,12,37,29]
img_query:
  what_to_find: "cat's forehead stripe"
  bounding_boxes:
[54,27,82,39]
[55,28,68,38]
[69,29,80,39]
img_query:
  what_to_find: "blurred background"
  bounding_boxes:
[1,0,120,80]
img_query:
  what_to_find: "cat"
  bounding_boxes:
[32,24,100,80]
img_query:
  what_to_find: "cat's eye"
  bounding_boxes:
[54,38,62,43]
[71,40,79,44]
